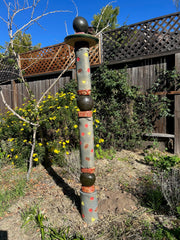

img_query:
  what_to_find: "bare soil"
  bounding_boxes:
[0,150,179,239]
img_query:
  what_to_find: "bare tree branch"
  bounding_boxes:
[13,9,72,38]
[31,0,40,20]
[37,55,75,107]
[0,16,8,24]
[0,88,39,127]
[3,0,9,8]
[71,0,78,17]
[95,0,116,34]
[27,126,37,181]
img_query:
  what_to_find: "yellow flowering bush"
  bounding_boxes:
[0,89,102,168]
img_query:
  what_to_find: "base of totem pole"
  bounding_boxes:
[80,190,98,224]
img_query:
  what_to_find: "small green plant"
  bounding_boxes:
[0,147,6,168]
[21,206,85,240]
[21,204,39,228]
[144,151,180,170]
[95,145,116,160]
[142,222,180,240]
[137,174,168,214]
[145,187,166,213]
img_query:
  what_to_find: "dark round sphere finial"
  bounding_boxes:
[73,16,88,33]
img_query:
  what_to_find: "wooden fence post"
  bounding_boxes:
[174,53,180,155]
[11,80,18,109]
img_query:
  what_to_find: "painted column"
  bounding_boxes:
[65,17,98,224]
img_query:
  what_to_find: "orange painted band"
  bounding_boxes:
[78,111,92,118]
[77,90,91,95]
[81,185,95,193]
[81,168,95,173]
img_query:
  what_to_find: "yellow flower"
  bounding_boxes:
[38,143,43,146]
[66,151,69,155]
[96,144,100,148]
[20,128,24,131]
[93,109,97,113]
[15,155,18,159]
[33,153,37,157]
[34,158,38,162]
[11,148,14,152]
[95,119,100,123]
[23,139,27,143]
[49,116,56,121]
[65,106,69,109]
[57,106,61,109]
[11,161,14,165]
[8,138,14,142]
[66,140,69,144]
[99,138,104,143]
[74,125,78,129]
[54,149,60,154]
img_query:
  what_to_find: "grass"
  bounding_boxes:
[0,166,27,216]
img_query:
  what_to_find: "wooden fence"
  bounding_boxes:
[20,40,101,77]
[0,73,72,113]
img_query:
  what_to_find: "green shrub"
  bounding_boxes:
[91,63,171,150]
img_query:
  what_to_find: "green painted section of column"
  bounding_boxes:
[79,117,94,168]
[80,190,98,224]
[76,47,91,91]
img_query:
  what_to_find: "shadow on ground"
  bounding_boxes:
[44,166,81,214]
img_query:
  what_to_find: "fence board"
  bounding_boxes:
[0,75,71,114]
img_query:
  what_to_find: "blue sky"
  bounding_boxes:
[0,0,179,49]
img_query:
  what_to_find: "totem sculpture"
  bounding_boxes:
[65,17,98,224]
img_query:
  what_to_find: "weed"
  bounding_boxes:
[117,156,130,162]
[0,177,26,216]
[137,174,168,214]
[142,222,180,240]
[21,204,39,228]
[0,146,6,168]
[95,146,116,160]
[21,206,85,240]
[144,151,180,170]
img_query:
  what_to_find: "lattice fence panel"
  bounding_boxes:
[103,12,180,62]
[20,42,100,77]
[0,57,19,84]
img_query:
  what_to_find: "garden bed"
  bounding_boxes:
[0,149,179,239]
